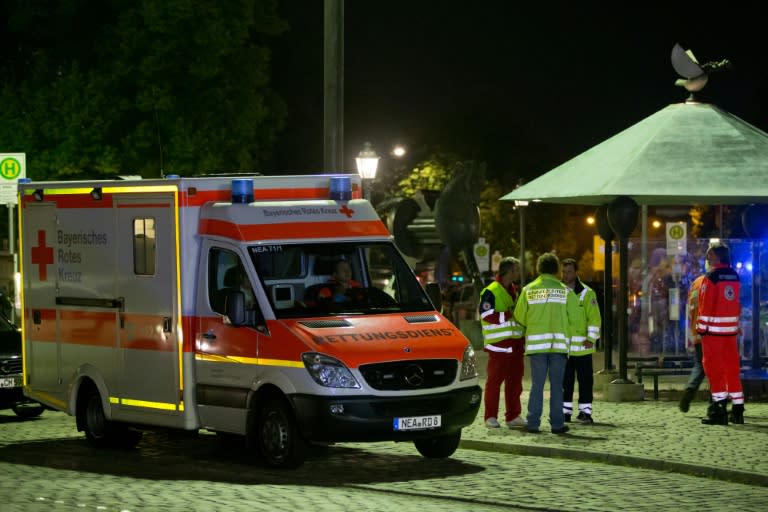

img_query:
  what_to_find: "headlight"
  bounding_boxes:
[459,344,478,381]
[302,353,361,388]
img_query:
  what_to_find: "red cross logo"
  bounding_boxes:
[339,204,354,218]
[30,230,54,281]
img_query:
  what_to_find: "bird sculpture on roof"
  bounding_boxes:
[671,43,731,99]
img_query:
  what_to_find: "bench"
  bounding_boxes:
[630,356,694,400]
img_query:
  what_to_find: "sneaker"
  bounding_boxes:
[577,412,594,424]
[485,417,501,428]
[564,414,572,423]
[551,425,570,435]
[506,416,526,428]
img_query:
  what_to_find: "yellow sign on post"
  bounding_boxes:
[473,237,490,273]
[0,153,26,205]
[666,222,687,256]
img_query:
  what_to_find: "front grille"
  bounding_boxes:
[0,358,22,375]
[359,359,457,390]
[371,395,453,417]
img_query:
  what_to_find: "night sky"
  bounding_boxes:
[268,2,767,188]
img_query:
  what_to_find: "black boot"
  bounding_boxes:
[729,404,745,424]
[701,399,729,425]
[679,388,695,413]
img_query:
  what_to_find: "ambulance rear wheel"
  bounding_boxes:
[257,398,306,469]
[413,430,461,458]
[79,387,142,449]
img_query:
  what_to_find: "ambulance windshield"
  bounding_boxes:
[248,242,435,318]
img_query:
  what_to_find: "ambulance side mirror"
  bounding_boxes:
[225,291,247,326]
[425,282,442,311]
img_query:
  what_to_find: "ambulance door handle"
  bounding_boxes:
[163,317,172,333]
[202,330,217,340]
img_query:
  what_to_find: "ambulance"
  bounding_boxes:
[19,174,481,468]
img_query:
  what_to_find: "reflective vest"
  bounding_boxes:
[696,265,740,337]
[513,274,580,355]
[687,275,705,347]
[568,279,601,356]
[479,281,522,351]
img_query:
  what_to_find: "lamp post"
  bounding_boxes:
[514,200,528,286]
[355,142,379,201]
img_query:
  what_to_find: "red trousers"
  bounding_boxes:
[701,335,744,404]
[484,338,525,421]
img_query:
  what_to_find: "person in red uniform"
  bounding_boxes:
[317,259,362,303]
[696,242,744,425]
[479,257,526,428]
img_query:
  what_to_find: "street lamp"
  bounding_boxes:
[356,142,379,201]
[515,200,529,286]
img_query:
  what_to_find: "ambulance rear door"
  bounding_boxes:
[22,202,60,396]
[114,194,182,419]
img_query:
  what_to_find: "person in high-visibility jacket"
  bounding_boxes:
[513,252,581,434]
[696,242,743,425]
[560,258,601,424]
[479,257,526,428]
[679,273,707,413]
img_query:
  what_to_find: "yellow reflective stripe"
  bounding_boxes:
[194,353,304,368]
[110,396,184,411]
[23,185,178,195]
[25,389,66,410]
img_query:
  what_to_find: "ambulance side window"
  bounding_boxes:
[208,248,241,315]
[133,218,156,275]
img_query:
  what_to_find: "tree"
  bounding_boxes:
[0,0,287,180]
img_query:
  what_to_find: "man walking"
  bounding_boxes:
[479,257,526,428]
[679,273,707,413]
[514,253,580,434]
[696,242,744,425]
[561,258,601,424]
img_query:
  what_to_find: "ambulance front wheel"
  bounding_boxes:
[77,385,142,449]
[413,430,462,458]
[257,397,307,469]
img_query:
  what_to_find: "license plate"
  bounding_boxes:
[0,376,21,389]
[393,415,441,431]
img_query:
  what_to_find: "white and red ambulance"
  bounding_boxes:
[19,174,481,468]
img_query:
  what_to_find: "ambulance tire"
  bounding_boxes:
[257,398,307,469]
[12,402,45,418]
[413,430,462,458]
[79,387,143,450]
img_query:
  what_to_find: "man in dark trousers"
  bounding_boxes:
[561,258,601,424]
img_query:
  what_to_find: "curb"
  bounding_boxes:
[459,438,768,487]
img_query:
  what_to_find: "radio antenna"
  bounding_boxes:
[152,89,165,178]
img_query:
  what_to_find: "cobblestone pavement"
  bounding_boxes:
[0,402,768,512]
[466,351,768,486]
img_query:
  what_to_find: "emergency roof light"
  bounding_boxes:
[328,176,352,201]
[231,178,254,203]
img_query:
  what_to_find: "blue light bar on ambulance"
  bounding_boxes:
[231,178,254,203]
[328,176,352,201]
